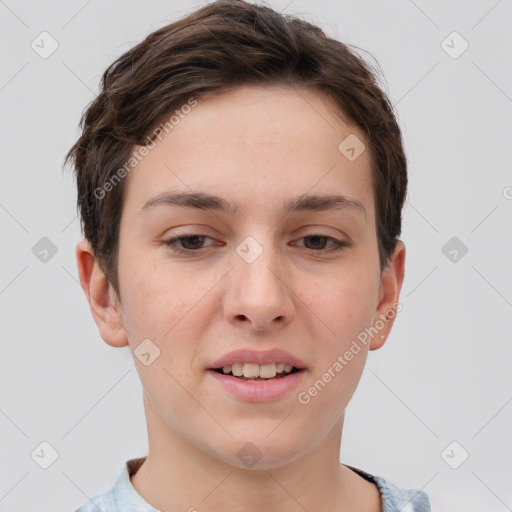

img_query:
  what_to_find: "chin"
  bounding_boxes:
[209,435,308,471]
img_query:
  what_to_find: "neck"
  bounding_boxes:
[130,392,381,512]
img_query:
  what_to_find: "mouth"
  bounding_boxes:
[206,362,307,401]
[206,349,308,400]
[210,363,304,382]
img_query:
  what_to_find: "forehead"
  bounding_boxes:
[122,84,374,223]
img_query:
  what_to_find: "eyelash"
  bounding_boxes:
[161,233,349,255]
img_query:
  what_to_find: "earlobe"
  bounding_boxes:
[369,241,406,351]
[75,240,129,348]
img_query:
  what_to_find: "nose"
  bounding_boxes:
[222,237,295,332]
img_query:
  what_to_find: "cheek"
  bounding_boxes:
[306,273,377,342]
[120,256,193,337]
[119,258,218,384]
[300,276,375,396]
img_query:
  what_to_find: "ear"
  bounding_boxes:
[370,241,406,351]
[75,239,129,347]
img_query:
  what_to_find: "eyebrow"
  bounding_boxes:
[140,191,367,221]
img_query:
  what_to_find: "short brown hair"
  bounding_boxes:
[64,0,407,297]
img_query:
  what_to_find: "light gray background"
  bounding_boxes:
[1,1,511,510]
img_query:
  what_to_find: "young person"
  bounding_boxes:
[67,1,431,510]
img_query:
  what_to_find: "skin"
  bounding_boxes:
[76,84,405,512]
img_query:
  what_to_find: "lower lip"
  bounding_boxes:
[207,369,306,402]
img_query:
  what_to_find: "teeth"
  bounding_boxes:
[218,362,296,378]
[232,363,243,377]
[259,364,276,378]
[243,363,261,378]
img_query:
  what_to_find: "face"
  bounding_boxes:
[80,84,404,470]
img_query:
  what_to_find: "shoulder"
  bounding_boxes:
[372,473,431,512]
[72,457,157,512]
[73,487,117,512]
[345,464,431,512]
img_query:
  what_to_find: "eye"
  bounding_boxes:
[162,233,349,254]
[294,235,348,252]
[162,234,215,253]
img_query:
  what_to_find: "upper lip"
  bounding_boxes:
[208,348,307,370]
